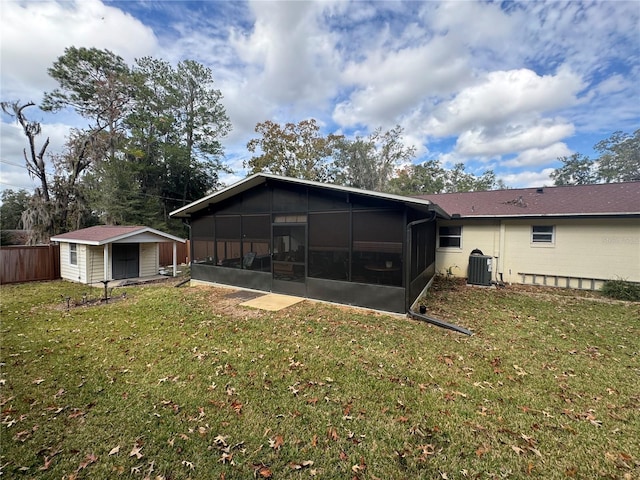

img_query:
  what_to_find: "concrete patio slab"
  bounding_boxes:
[240,293,304,311]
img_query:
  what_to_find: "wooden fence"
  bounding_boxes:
[0,245,61,285]
[158,240,190,266]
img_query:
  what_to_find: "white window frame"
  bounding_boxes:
[69,243,78,265]
[531,225,555,244]
[438,225,462,249]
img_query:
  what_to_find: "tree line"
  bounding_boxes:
[1,46,638,244]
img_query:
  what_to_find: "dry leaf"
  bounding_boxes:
[475,445,490,457]
[129,444,143,459]
[290,460,314,470]
[269,435,284,450]
[511,445,525,455]
[253,463,272,478]
[108,445,120,456]
[77,453,97,471]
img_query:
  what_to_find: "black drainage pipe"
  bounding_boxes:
[408,307,473,336]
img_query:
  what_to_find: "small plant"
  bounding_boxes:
[601,278,640,301]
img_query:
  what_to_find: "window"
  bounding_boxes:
[69,243,78,265]
[438,226,462,248]
[532,225,554,243]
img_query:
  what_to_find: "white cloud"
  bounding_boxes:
[333,36,471,128]
[503,143,573,168]
[229,1,340,107]
[500,168,556,188]
[426,68,584,137]
[0,0,157,101]
[455,121,575,157]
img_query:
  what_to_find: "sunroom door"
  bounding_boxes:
[272,224,306,296]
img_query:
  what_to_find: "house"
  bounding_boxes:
[416,182,640,289]
[50,226,186,285]
[170,173,448,313]
[171,176,639,314]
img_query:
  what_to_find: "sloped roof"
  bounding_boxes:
[170,173,448,218]
[414,182,640,218]
[50,225,186,245]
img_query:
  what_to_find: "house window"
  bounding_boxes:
[69,243,78,265]
[532,225,554,244]
[438,226,462,248]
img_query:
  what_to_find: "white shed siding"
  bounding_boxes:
[139,243,158,277]
[86,245,105,284]
[59,242,83,282]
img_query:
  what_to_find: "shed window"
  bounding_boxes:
[438,226,462,248]
[69,243,78,265]
[532,225,554,244]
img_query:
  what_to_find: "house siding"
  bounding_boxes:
[436,217,639,288]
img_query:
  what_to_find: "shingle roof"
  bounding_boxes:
[50,226,185,245]
[414,182,640,218]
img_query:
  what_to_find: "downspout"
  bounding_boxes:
[405,210,473,336]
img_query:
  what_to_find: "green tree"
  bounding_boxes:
[551,153,598,185]
[0,189,30,229]
[42,47,133,139]
[388,159,499,195]
[246,119,342,182]
[594,129,640,182]
[334,125,416,192]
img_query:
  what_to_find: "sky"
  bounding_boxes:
[1,0,639,196]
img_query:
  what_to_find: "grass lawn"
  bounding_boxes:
[1,278,638,479]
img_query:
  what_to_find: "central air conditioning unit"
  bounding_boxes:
[468,254,492,286]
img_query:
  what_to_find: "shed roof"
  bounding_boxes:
[414,182,640,218]
[50,225,186,246]
[170,173,448,218]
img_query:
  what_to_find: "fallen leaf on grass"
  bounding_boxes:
[76,453,97,471]
[268,435,284,450]
[108,445,120,456]
[182,460,195,470]
[511,445,526,455]
[351,458,366,473]
[130,444,143,459]
[253,463,272,478]
[32,378,45,385]
[290,460,314,470]
[475,445,490,457]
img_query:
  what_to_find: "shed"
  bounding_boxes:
[170,173,448,313]
[50,226,186,285]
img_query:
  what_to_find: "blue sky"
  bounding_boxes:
[1,0,638,194]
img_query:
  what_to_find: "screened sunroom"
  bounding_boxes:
[170,174,448,313]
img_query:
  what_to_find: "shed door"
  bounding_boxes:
[112,243,139,279]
